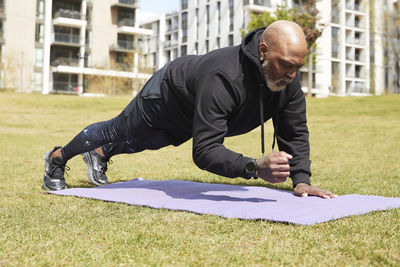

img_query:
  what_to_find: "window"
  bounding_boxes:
[196,8,199,40]
[182,12,188,43]
[181,45,187,56]
[153,52,157,66]
[36,0,44,19]
[118,34,133,50]
[35,48,43,67]
[217,2,221,35]
[206,5,210,37]
[229,0,234,31]
[35,23,44,43]
[118,9,135,27]
[34,72,43,92]
[182,0,188,10]
[229,34,233,46]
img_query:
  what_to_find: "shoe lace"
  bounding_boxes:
[98,160,111,175]
[49,164,70,178]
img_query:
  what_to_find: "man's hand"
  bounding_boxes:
[256,151,292,184]
[294,183,338,199]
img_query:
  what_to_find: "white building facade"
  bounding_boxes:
[140,0,396,96]
[0,0,153,94]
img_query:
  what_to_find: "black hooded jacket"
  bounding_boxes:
[160,27,311,186]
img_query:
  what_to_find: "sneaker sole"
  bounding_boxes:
[82,152,103,186]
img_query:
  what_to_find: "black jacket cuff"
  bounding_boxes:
[291,172,311,187]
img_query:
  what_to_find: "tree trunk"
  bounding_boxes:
[307,53,313,97]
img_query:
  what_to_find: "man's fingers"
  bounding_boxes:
[278,151,293,159]
[309,188,337,199]
[294,184,338,199]
[270,164,290,172]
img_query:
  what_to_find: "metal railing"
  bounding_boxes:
[53,81,79,92]
[118,18,135,27]
[54,33,80,44]
[347,84,366,93]
[54,9,82,20]
[119,0,138,5]
[167,24,179,32]
[110,40,134,51]
[164,40,178,48]
[51,57,80,67]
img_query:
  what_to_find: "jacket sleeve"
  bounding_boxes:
[275,80,312,187]
[192,72,252,178]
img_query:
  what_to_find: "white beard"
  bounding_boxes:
[262,60,292,92]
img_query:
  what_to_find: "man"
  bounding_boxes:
[43,20,336,199]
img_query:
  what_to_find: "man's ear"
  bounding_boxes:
[259,42,269,61]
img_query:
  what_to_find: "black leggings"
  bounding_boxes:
[61,113,130,161]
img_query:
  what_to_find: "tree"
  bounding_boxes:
[382,1,400,93]
[243,2,323,97]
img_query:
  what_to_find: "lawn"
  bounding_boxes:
[0,92,399,266]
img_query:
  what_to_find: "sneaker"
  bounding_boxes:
[43,146,68,191]
[82,150,109,186]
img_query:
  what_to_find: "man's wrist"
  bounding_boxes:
[244,158,257,178]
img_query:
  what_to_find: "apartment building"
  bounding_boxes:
[0,0,153,94]
[141,0,395,96]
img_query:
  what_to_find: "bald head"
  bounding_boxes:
[259,20,307,92]
[261,20,307,56]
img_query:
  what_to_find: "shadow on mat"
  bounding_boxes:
[97,179,277,203]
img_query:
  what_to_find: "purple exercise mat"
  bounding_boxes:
[47,178,400,225]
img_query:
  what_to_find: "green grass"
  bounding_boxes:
[0,92,399,266]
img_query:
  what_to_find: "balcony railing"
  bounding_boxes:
[53,81,79,92]
[110,40,134,51]
[118,18,135,27]
[346,37,365,45]
[54,33,80,44]
[164,40,178,48]
[51,57,80,67]
[119,0,138,5]
[167,24,179,32]
[118,40,133,50]
[347,84,366,93]
[54,9,83,20]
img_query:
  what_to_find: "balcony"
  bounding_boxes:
[118,18,135,27]
[51,57,80,67]
[53,33,80,46]
[53,81,79,93]
[54,9,82,20]
[166,24,179,32]
[164,40,179,48]
[117,22,153,36]
[110,40,135,52]
[53,9,87,28]
[111,0,138,9]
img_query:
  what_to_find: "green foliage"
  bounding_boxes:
[243,3,323,54]
[0,92,400,265]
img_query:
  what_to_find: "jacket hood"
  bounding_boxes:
[240,27,266,77]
